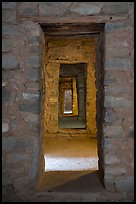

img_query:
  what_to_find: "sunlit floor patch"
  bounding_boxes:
[64,111,73,114]
[44,138,99,172]
[44,155,98,172]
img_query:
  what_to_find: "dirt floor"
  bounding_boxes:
[41,170,103,192]
[40,137,99,190]
[2,137,134,202]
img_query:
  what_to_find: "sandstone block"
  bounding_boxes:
[104,174,115,192]
[2,2,16,9]
[29,46,40,54]
[2,137,16,151]
[104,109,119,123]
[14,176,29,189]
[7,153,29,163]
[104,165,127,175]
[2,123,9,133]
[104,154,120,165]
[2,81,7,87]
[105,47,129,58]
[104,96,133,107]
[18,4,38,16]
[2,39,16,52]
[29,36,41,45]
[16,138,32,150]
[115,176,134,192]
[105,22,128,33]
[104,126,123,138]
[27,82,40,91]
[21,21,41,36]
[2,24,19,36]
[26,68,40,82]
[2,88,11,102]
[2,174,12,186]
[2,10,16,23]
[101,2,128,15]
[70,3,101,15]
[105,86,132,95]
[104,70,133,86]
[26,55,40,68]
[23,113,39,124]
[128,130,134,138]
[19,101,40,113]
[22,92,39,100]
[39,2,71,17]
[2,54,19,70]
[105,57,131,69]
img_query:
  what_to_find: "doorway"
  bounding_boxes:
[38,23,104,191]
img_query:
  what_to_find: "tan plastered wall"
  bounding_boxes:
[43,37,97,140]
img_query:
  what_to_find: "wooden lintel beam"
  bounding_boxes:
[40,23,104,36]
[20,15,127,24]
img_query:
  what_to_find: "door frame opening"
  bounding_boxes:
[37,22,105,190]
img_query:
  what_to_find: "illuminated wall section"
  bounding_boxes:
[44,37,96,137]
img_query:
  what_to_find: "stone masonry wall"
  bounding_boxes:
[2,2,134,201]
